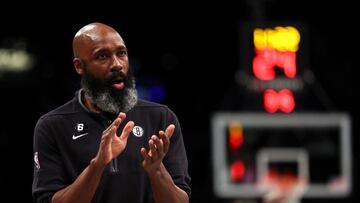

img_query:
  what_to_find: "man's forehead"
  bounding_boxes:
[73,23,125,57]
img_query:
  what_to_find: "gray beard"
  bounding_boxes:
[86,87,138,114]
[82,78,138,114]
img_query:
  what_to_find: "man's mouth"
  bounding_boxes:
[107,71,127,90]
[111,78,125,90]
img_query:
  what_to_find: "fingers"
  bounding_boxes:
[147,124,175,156]
[141,124,175,172]
[97,125,116,165]
[152,135,164,153]
[140,135,163,163]
[104,112,127,133]
[159,131,169,153]
[165,124,175,139]
[117,112,126,121]
[119,121,134,141]
[140,147,151,163]
[150,138,159,159]
[103,126,116,145]
[159,124,175,152]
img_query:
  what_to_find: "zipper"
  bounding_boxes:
[110,158,118,173]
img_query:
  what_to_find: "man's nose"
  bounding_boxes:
[110,56,123,71]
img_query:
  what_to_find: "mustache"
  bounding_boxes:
[106,71,127,83]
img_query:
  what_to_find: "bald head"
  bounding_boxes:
[72,22,125,58]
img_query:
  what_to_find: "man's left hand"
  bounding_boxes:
[140,124,175,174]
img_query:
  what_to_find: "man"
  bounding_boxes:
[32,22,191,203]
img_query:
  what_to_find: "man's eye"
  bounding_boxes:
[96,54,107,59]
[118,50,127,57]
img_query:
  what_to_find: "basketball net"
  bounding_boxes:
[260,172,308,203]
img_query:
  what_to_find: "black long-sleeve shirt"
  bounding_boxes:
[32,89,191,203]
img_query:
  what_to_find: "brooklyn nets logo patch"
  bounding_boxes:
[132,126,144,137]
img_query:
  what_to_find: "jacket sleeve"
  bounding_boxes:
[32,116,68,203]
[163,108,191,197]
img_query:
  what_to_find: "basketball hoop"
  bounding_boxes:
[261,173,308,203]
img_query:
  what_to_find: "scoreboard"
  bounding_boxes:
[233,22,311,113]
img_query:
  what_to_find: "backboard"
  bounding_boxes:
[211,113,351,198]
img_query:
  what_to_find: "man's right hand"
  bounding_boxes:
[92,112,134,168]
[52,112,134,203]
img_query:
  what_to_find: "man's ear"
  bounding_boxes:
[73,58,84,75]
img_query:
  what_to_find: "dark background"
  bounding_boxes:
[0,1,356,202]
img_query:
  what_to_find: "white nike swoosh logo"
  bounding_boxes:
[72,133,89,140]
